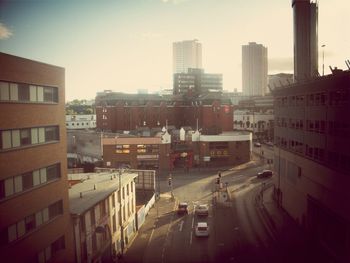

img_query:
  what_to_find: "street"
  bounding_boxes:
[124,153,331,263]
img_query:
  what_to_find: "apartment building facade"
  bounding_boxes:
[0,53,74,262]
[69,171,137,263]
[242,42,268,96]
[273,70,350,263]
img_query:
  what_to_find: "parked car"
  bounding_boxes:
[254,142,262,147]
[195,222,209,237]
[177,202,189,215]
[257,169,273,178]
[195,204,209,216]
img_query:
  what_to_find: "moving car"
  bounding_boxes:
[195,204,209,216]
[195,222,209,237]
[257,169,273,178]
[177,202,189,215]
[254,142,261,147]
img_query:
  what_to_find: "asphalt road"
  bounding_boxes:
[124,158,332,263]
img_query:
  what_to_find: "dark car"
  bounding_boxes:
[257,170,273,178]
[177,202,189,215]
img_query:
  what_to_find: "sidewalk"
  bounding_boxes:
[123,194,176,263]
[259,185,334,262]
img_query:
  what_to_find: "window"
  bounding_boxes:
[18,83,30,101]
[92,232,97,252]
[20,129,31,146]
[38,236,65,263]
[80,216,86,232]
[112,193,115,208]
[45,126,59,141]
[112,214,117,233]
[51,236,65,255]
[90,208,96,225]
[6,201,62,244]
[0,81,58,103]
[1,126,59,150]
[49,200,63,219]
[0,81,10,100]
[100,201,107,216]
[22,172,33,190]
[46,164,60,181]
[25,214,36,232]
[44,87,58,102]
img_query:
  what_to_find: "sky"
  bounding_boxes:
[0,0,349,101]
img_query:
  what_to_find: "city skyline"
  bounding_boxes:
[0,0,349,101]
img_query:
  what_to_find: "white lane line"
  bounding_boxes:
[179,220,184,232]
[148,227,155,247]
[190,231,193,245]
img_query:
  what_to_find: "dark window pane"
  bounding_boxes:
[18,84,29,101]
[52,88,58,102]
[47,164,60,181]
[20,129,31,146]
[44,87,53,102]
[51,236,65,255]
[25,214,36,232]
[45,126,59,141]
[22,172,33,190]
[49,200,63,219]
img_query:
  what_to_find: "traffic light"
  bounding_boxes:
[168,177,172,186]
[216,177,220,184]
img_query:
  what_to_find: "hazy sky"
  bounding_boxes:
[0,0,349,101]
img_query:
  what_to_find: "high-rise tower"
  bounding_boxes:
[242,42,268,96]
[173,40,202,74]
[292,0,318,80]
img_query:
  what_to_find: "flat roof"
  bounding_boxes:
[69,171,138,215]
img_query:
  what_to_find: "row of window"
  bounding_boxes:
[66,122,96,127]
[0,200,63,245]
[116,144,159,154]
[0,163,61,200]
[0,126,59,150]
[275,137,350,172]
[276,118,350,135]
[0,81,58,103]
[275,90,349,107]
[37,236,65,263]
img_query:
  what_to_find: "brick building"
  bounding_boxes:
[0,53,74,262]
[95,91,233,134]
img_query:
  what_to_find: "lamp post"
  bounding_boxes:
[72,135,77,168]
[322,44,326,76]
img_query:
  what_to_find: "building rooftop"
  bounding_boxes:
[68,171,138,215]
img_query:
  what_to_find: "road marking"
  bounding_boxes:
[179,220,184,232]
[191,216,194,228]
[190,231,193,245]
[147,228,155,247]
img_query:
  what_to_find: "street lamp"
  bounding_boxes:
[72,135,77,168]
[322,44,326,76]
